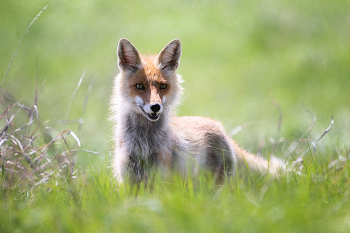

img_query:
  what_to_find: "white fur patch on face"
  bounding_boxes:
[143,104,152,114]
[135,96,163,120]
[135,96,144,105]
[159,104,163,113]
[162,96,166,104]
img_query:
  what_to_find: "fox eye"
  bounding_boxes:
[160,84,167,90]
[135,83,144,90]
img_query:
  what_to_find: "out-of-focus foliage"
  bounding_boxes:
[2,1,350,232]
[1,0,350,154]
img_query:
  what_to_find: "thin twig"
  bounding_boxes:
[1,109,21,136]
[71,149,103,155]
[284,108,317,157]
[316,115,334,143]
[299,108,316,140]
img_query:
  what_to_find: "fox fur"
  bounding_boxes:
[111,38,283,184]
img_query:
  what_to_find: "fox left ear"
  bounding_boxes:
[117,38,142,72]
[157,39,182,71]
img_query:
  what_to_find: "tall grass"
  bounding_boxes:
[1,66,349,232]
[2,143,350,232]
[1,0,350,232]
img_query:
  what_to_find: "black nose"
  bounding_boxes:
[150,104,161,112]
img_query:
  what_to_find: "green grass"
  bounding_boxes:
[2,156,350,233]
[1,0,350,232]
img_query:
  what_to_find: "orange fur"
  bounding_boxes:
[111,38,284,184]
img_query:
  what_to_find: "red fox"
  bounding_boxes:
[111,38,284,184]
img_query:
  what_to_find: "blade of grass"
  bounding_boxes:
[1,5,48,89]
[62,70,86,130]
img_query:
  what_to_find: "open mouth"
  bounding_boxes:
[147,113,159,121]
[138,106,160,121]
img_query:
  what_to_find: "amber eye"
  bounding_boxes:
[135,83,144,90]
[160,84,167,90]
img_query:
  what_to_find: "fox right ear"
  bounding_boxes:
[117,38,141,72]
[157,39,182,71]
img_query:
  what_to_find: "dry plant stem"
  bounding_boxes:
[0,7,99,189]
[70,149,102,155]
[300,109,317,140]
[291,115,335,169]
[0,97,82,190]
[284,108,317,158]
[316,115,334,143]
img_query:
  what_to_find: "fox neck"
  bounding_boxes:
[123,109,169,133]
[117,106,172,159]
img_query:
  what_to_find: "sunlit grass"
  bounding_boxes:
[2,152,350,232]
[1,0,350,232]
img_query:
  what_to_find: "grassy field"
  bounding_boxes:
[1,0,350,232]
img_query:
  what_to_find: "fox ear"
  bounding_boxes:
[117,38,141,72]
[157,39,182,71]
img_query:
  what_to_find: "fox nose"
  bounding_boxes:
[150,104,161,113]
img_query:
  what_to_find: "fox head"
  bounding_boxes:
[115,38,183,121]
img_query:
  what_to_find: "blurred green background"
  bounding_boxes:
[1,0,350,156]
